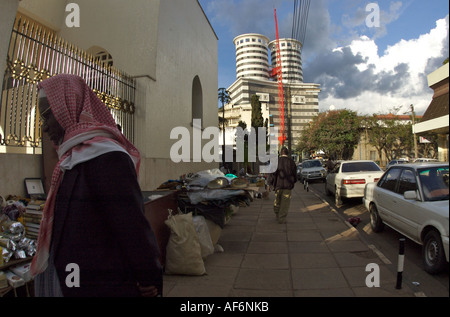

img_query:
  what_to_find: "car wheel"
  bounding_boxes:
[369,203,384,232]
[423,230,446,274]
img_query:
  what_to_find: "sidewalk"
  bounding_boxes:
[162,182,416,297]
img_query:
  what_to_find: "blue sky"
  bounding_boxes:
[198,0,449,115]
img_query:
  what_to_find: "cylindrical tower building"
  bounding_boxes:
[234,33,270,80]
[269,38,303,83]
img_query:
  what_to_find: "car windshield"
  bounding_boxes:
[341,161,381,173]
[303,160,322,168]
[418,166,449,201]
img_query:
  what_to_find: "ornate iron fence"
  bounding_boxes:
[1,15,136,153]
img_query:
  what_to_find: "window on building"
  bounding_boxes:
[192,75,203,124]
[94,51,113,67]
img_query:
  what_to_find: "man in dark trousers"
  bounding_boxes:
[32,74,162,297]
[268,147,297,224]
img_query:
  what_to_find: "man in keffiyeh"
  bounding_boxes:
[32,74,162,297]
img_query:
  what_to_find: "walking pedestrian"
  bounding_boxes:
[268,147,297,224]
[31,74,163,297]
[326,157,335,172]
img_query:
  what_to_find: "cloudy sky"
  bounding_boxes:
[198,0,449,115]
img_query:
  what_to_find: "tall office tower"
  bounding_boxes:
[268,38,303,83]
[234,33,270,80]
[225,33,319,158]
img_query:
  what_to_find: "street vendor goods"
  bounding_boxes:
[165,211,206,276]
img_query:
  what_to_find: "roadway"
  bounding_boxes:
[305,180,449,297]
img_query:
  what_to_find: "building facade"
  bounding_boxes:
[234,33,271,81]
[414,63,449,162]
[268,38,303,83]
[0,0,218,195]
[223,33,320,153]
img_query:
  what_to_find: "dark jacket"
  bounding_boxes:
[51,151,162,297]
[268,155,297,190]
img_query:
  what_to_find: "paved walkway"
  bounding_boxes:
[162,182,416,297]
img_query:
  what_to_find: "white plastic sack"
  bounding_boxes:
[187,169,226,188]
[164,212,206,275]
[192,215,214,258]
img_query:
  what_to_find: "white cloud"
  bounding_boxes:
[313,15,449,116]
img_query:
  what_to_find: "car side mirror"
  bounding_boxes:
[404,190,418,200]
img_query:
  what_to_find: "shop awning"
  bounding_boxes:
[414,93,449,135]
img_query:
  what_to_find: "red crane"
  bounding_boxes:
[270,8,286,146]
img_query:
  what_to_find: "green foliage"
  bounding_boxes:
[296,106,439,163]
[297,109,361,160]
[237,120,247,130]
[250,95,264,129]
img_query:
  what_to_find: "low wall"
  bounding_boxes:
[0,154,43,197]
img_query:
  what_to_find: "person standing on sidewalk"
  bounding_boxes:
[31,74,163,297]
[268,147,297,224]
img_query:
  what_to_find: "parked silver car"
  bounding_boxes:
[299,159,327,183]
[363,162,449,274]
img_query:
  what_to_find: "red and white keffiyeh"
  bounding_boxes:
[31,74,141,276]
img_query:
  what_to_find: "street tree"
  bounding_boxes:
[251,95,264,131]
[218,88,231,165]
[297,109,361,160]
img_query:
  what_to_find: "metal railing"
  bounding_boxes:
[0,15,136,153]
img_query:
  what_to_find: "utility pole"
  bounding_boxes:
[411,104,418,159]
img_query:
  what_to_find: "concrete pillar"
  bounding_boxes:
[438,134,449,162]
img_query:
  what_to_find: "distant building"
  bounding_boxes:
[221,33,320,153]
[354,114,424,166]
[413,63,449,162]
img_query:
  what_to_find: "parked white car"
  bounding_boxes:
[363,162,449,274]
[299,159,327,183]
[414,158,439,163]
[325,160,384,205]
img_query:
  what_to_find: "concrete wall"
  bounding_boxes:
[57,0,160,79]
[0,154,42,197]
[0,0,19,94]
[138,0,219,190]
[0,0,219,194]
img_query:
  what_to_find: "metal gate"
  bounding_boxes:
[0,15,136,153]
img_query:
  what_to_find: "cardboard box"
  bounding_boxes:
[10,262,32,282]
[5,271,25,288]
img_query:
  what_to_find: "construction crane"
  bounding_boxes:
[270,8,286,146]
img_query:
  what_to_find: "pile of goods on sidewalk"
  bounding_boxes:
[1,195,41,294]
[1,196,38,264]
[154,168,267,276]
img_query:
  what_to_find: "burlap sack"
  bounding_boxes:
[164,212,206,275]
